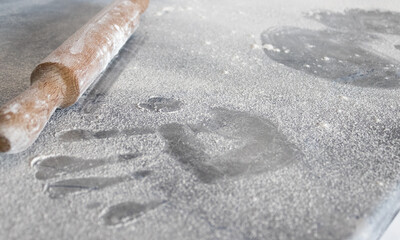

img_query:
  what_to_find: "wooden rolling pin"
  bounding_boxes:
[0,0,149,153]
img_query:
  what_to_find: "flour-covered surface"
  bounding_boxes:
[1,0,400,239]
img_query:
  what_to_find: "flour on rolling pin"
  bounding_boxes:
[0,0,149,153]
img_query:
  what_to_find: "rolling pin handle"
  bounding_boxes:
[0,74,67,153]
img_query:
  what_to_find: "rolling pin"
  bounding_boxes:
[0,0,149,153]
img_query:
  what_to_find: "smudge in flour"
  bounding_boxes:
[33,153,142,180]
[57,129,93,142]
[117,153,143,162]
[261,27,400,88]
[159,123,223,183]
[57,127,154,142]
[307,9,400,35]
[138,97,183,112]
[86,202,102,209]
[159,108,301,183]
[261,9,400,88]
[45,176,130,198]
[93,129,119,139]
[132,170,152,180]
[101,201,164,226]
[34,156,106,180]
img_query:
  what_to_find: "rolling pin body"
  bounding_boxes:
[0,0,149,153]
